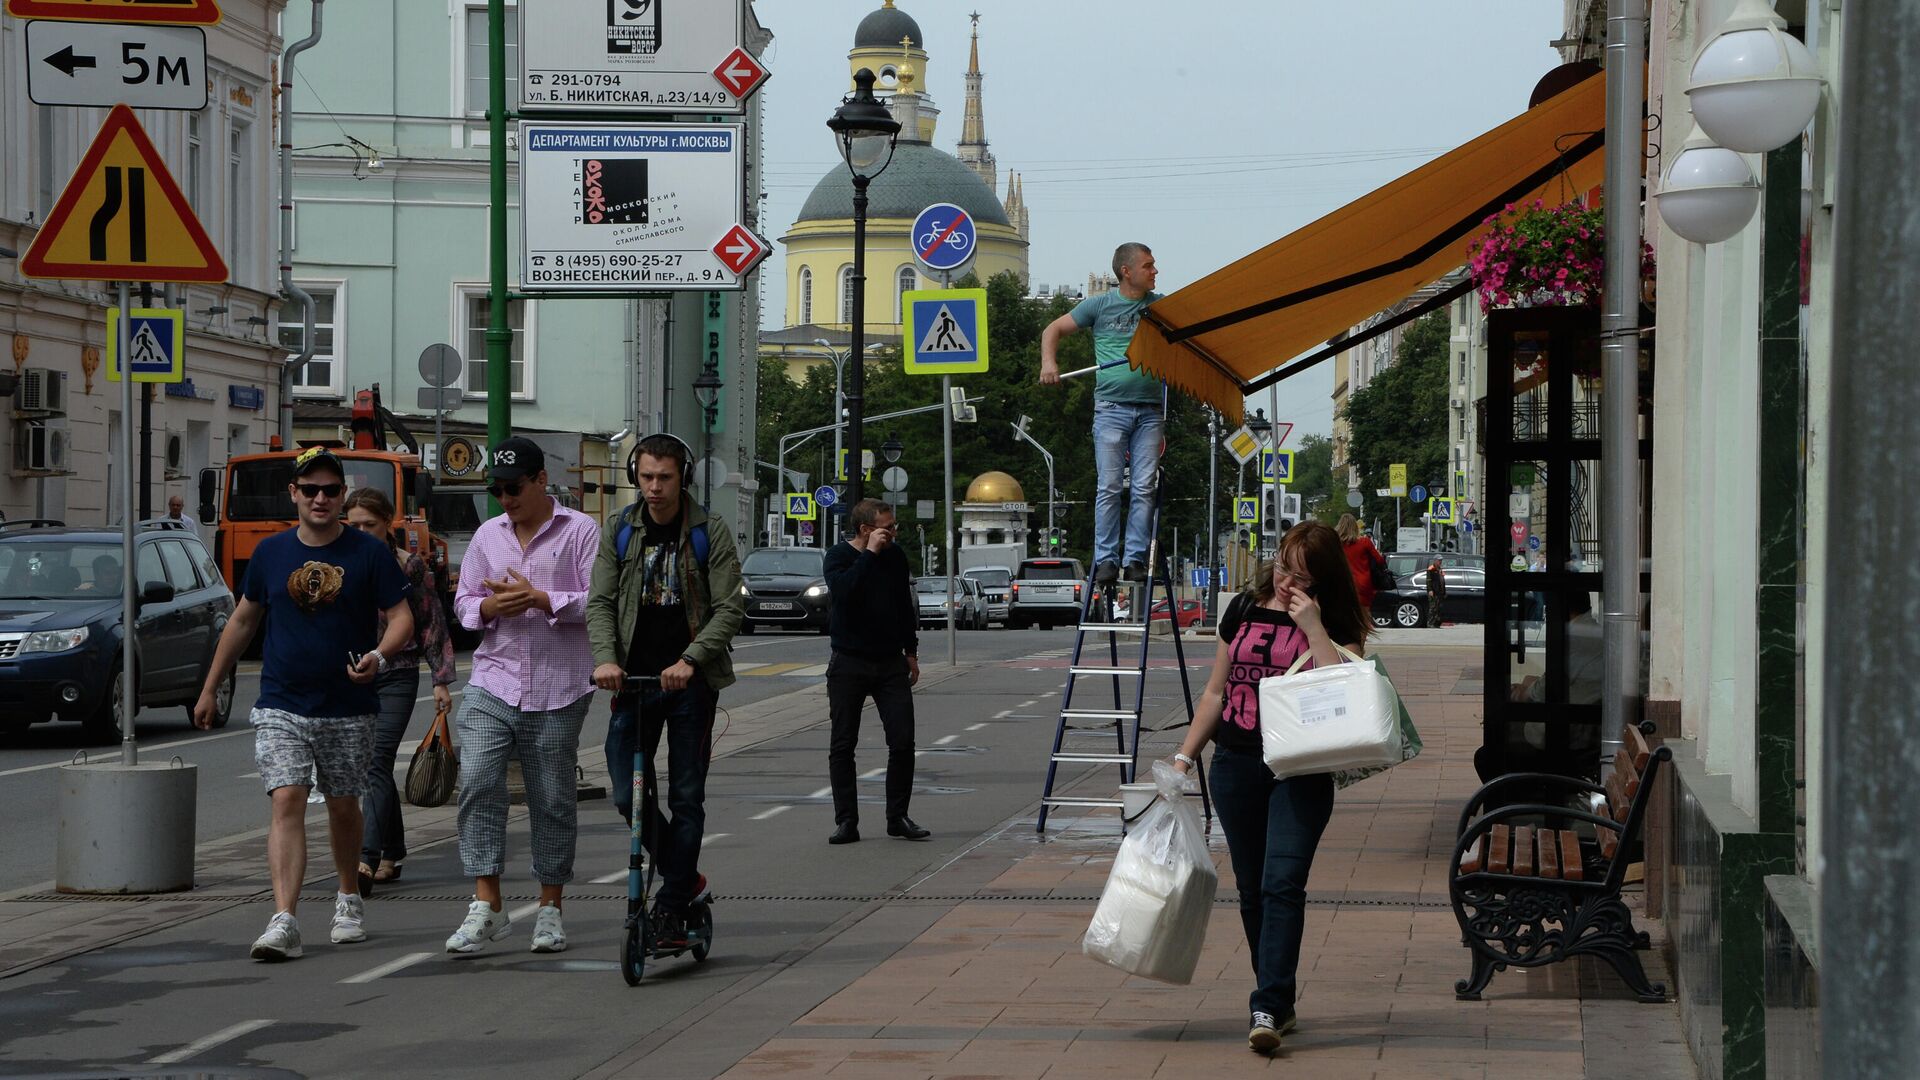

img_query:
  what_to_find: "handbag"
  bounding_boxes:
[1367,549,1396,593]
[1257,644,1404,780]
[404,702,459,807]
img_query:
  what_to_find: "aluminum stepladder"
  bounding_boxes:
[1035,391,1210,832]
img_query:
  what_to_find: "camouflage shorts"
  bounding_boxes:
[251,708,375,797]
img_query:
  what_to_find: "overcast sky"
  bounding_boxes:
[751,1,1569,437]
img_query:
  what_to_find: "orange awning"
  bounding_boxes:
[1132,71,1608,422]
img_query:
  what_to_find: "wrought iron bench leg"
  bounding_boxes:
[1455,945,1503,1001]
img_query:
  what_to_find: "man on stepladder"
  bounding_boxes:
[1038,242,1165,587]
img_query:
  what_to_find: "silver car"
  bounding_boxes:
[915,576,989,630]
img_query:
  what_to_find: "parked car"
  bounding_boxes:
[738,546,830,633]
[960,566,1012,627]
[1149,597,1205,628]
[1371,551,1487,628]
[1008,557,1086,629]
[0,519,236,741]
[916,576,989,630]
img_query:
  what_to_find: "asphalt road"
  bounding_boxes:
[0,623,1196,1077]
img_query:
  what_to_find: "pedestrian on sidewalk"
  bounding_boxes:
[445,437,599,955]
[588,433,744,951]
[343,487,457,891]
[1337,513,1387,612]
[822,498,928,845]
[1170,520,1369,1053]
[1038,242,1165,588]
[1424,557,1447,627]
[192,446,415,961]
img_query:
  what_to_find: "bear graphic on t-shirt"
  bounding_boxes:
[286,561,345,613]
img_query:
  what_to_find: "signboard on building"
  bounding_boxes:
[518,122,764,292]
[518,0,766,114]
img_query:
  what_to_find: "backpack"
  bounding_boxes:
[614,502,709,569]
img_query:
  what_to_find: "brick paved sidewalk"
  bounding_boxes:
[712,647,1697,1080]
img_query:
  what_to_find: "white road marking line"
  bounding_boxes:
[339,951,434,985]
[0,727,254,778]
[703,832,731,845]
[966,723,987,731]
[591,871,627,885]
[992,709,1012,718]
[147,1019,275,1064]
[934,735,957,745]
[860,767,885,778]
[750,805,790,820]
[238,771,260,779]
[807,785,833,798]
[1018,700,1037,707]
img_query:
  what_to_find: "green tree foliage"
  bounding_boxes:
[756,270,1237,573]
[1339,311,1452,540]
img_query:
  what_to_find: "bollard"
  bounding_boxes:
[56,758,197,894]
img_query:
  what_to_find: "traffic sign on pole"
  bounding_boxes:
[518,0,766,114]
[1234,496,1260,525]
[909,203,975,276]
[902,288,989,375]
[20,105,226,283]
[1430,497,1457,525]
[1225,427,1260,465]
[1388,464,1408,498]
[7,0,222,25]
[786,493,815,521]
[1410,484,1428,504]
[25,21,208,110]
[518,122,758,292]
[1261,448,1295,485]
[105,307,183,383]
[813,484,837,510]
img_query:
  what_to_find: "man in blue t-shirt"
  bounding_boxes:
[1039,242,1165,586]
[194,446,414,962]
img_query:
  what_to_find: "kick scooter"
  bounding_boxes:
[619,674,714,985]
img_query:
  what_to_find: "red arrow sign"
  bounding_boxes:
[712,224,768,276]
[711,46,768,99]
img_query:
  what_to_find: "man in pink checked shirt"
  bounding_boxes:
[443,437,601,956]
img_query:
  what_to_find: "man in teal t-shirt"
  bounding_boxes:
[1039,242,1164,586]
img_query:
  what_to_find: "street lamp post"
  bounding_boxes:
[808,338,884,543]
[1011,415,1056,550]
[1246,409,1273,559]
[693,368,723,507]
[827,68,901,510]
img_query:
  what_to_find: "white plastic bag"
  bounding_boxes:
[1082,760,1218,984]
[1258,643,1403,780]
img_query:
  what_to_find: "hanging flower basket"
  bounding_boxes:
[1468,199,1654,310]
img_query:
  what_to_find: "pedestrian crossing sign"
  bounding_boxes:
[1430,497,1456,525]
[1261,448,1294,485]
[902,288,989,374]
[1234,496,1260,525]
[105,306,184,383]
[786,493,816,521]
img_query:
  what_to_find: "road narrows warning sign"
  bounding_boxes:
[20,104,226,283]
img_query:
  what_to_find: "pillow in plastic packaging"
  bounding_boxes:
[1082,760,1218,984]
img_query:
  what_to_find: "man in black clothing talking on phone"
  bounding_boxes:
[822,498,928,845]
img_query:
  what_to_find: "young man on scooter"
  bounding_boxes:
[588,433,744,949]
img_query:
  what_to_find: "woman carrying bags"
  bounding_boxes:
[1172,520,1371,1054]
[344,488,457,891]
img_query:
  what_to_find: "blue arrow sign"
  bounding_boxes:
[910,202,976,274]
[1410,484,1428,504]
[813,484,837,509]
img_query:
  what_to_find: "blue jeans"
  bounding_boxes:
[361,667,420,865]
[605,680,715,914]
[1092,399,1163,567]
[1208,747,1336,1018]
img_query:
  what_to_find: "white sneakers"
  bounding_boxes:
[446,900,514,953]
[250,912,303,961]
[330,893,367,944]
[529,906,567,953]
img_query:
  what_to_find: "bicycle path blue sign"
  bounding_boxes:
[813,484,837,510]
[910,202,975,276]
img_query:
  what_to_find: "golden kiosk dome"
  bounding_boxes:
[965,471,1025,503]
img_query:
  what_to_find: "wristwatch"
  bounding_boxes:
[373,651,391,674]
[1173,752,1196,768]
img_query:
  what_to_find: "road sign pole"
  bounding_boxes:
[943,374,956,666]
[117,281,137,766]
[486,0,510,511]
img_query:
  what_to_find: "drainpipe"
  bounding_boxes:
[277,1,324,446]
[1598,0,1645,774]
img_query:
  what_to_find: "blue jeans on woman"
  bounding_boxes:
[361,666,421,867]
[1207,746,1336,1019]
[1092,399,1164,568]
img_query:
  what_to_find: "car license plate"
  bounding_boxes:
[758,601,793,611]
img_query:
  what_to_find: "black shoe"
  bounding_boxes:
[652,907,688,950]
[887,817,931,841]
[1248,1010,1297,1054]
[829,822,861,845]
[1122,562,1148,582]
[1093,560,1119,587]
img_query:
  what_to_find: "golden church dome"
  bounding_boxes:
[964,471,1025,503]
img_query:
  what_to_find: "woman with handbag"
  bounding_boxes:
[1337,513,1391,613]
[1172,520,1370,1054]
[344,488,457,891]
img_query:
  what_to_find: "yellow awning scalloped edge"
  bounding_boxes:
[1131,70,1608,423]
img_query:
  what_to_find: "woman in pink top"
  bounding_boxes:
[1173,521,1371,1054]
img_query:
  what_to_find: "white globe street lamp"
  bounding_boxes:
[1655,122,1762,244]
[1685,0,1824,154]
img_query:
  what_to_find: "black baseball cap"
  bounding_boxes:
[488,437,545,482]
[291,445,345,479]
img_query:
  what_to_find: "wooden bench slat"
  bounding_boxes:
[1604,766,1632,822]
[1512,825,1535,876]
[1615,748,1642,800]
[1460,835,1485,874]
[1559,830,1583,881]
[1626,725,1653,772]
[1489,825,1511,874]
[1537,828,1561,879]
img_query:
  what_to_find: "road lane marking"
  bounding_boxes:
[740,662,810,677]
[966,723,987,731]
[0,727,255,778]
[591,871,628,885]
[934,735,957,745]
[340,951,434,985]
[806,785,833,799]
[147,1019,275,1064]
[860,767,884,778]
[993,709,1012,718]
[704,832,731,845]
[750,805,791,820]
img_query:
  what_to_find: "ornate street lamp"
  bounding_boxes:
[826,68,902,508]
[881,432,904,464]
[693,368,723,504]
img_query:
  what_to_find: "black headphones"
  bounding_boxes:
[626,432,695,489]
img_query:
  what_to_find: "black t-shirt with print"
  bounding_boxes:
[624,512,693,679]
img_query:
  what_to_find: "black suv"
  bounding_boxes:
[738,547,830,633]
[0,519,236,740]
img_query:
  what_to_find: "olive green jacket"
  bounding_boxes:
[586,498,744,691]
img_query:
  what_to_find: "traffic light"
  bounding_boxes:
[1047,527,1063,550]
[1261,489,1278,539]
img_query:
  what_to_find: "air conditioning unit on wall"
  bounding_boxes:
[15,368,67,416]
[13,419,71,475]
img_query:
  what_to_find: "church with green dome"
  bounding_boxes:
[773,3,1030,350]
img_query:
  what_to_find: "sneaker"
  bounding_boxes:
[1248,1010,1297,1054]
[1093,560,1120,587]
[249,912,303,962]
[692,872,711,903]
[445,900,513,954]
[330,893,367,944]
[529,905,567,953]
[653,907,689,950]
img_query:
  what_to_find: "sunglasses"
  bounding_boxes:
[295,483,344,499]
[487,479,528,498]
